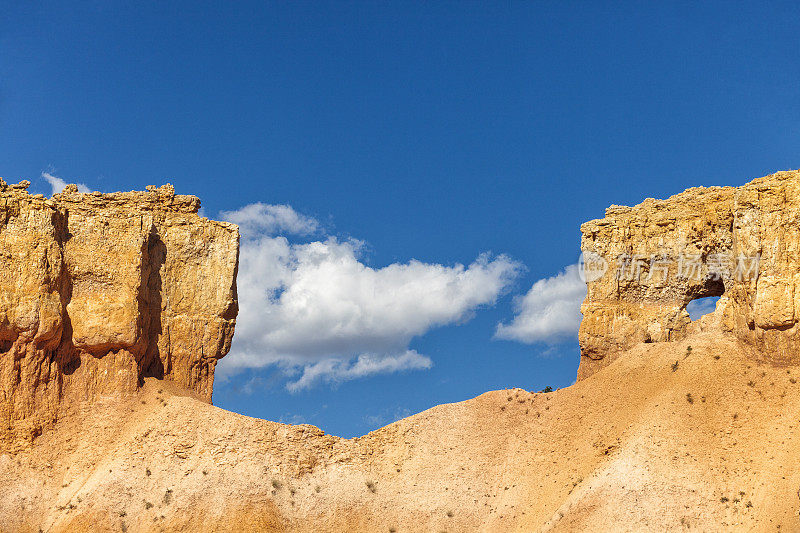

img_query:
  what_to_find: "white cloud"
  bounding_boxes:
[287,350,432,392]
[217,203,522,390]
[220,203,318,238]
[42,172,91,195]
[495,264,586,344]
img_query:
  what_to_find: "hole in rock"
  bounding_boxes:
[686,296,721,321]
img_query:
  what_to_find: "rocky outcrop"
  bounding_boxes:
[578,169,800,378]
[3,174,800,532]
[0,179,238,451]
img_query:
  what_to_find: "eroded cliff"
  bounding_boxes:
[1,172,800,532]
[579,169,800,378]
[0,179,238,451]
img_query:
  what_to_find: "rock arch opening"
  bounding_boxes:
[685,276,725,321]
[686,296,721,321]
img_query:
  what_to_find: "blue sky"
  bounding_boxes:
[3,1,800,437]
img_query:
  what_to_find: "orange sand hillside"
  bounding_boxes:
[1,327,798,532]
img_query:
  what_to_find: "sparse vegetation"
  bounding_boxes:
[8,171,799,531]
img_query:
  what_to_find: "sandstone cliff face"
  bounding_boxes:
[2,174,800,532]
[579,170,800,378]
[0,179,238,451]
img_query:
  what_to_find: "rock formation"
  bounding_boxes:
[0,179,238,452]
[579,169,800,378]
[1,172,800,532]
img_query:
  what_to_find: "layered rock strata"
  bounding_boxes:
[0,179,238,451]
[579,170,800,378]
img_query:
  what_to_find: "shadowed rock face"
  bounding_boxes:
[579,170,800,379]
[0,179,238,451]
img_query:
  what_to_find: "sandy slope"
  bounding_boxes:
[1,328,799,532]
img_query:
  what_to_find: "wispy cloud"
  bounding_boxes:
[218,203,522,391]
[41,172,91,196]
[221,203,319,238]
[363,406,413,430]
[287,351,432,392]
[495,264,586,344]
[278,413,310,425]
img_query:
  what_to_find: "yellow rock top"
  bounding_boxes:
[579,169,800,378]
[0,180,239,451]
